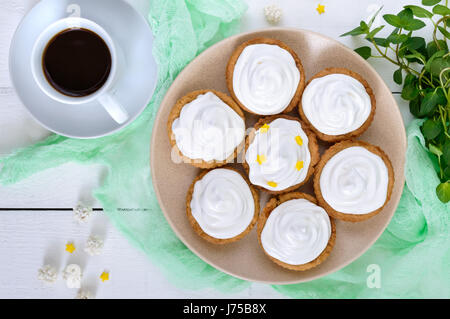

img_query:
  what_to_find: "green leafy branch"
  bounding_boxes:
[342,0,450,203]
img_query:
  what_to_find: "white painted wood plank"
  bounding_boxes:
[0,163,104,208]
[0,0,37,86]
[395,93,415,126]
[0,210,283,299]
[0,90,51,156]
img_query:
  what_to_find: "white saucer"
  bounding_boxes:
[9,0,157,138]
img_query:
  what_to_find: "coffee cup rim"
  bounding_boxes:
[30,17,117,105]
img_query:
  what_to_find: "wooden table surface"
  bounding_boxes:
[0,0,416,298]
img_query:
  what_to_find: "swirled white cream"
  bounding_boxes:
[232,44,300,115]
[245,118,311,191]
[190,168,255,239]
[261,198,331,265]
[320,146,389,214]
[301,74,372,135]
[172,92,245,162]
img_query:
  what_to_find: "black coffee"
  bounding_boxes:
[42,28,112,97]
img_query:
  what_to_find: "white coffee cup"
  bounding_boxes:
[30,17,129,124]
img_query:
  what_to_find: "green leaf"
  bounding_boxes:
[393,68,403,84]
[422,0,441,6]
[387,33,409,44]
[419,88,447,116]
[444,166,450,179]
[383,14,403,28]
[436,182,450,203]
[360,21,370,32]
[403,37,426,50]
[429,143,443,157]
[404,73,416,85]
[422,119,443,139]
[405,48,427,63]
[425,50,446,72]
[402,85,420,101]
[443,142,450,166]
[341,21,371,37]
[402,75,419,101]
[366,25,385,38]
[398,7,414,19]
[436,129,449,146]
[341,26,365,37]
[433,4,450,15]
[409,98,421,117]
[429,56,450,76]
[404,5,434,18]
[354,46,371,59]
[397,8,427,30]
[438,26,450,39]
[368,6,384,28]
[371,37,389,47]
[405,19,426,31]
[427,40,448,57]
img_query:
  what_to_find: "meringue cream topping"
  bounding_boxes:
[245,118,311,191]
[232,43,301,115]
[319,146,389,214]
[172,92,245,162]
[301,73,372,135]
[190,169,255,239]
[261,198,331,265]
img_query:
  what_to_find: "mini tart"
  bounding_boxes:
[257,192,336,271]
[298,68,376,142]
[314,140,395,222]
[186,167,259,244]
[167,90,245,169]
[226,37,305,115]
[244,115,319,194]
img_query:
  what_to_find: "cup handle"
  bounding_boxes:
[98,92,129,124]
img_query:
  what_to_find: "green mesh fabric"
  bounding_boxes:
[1,0,449,298]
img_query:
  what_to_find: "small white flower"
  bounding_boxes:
[76,289,93,299]
[37,265,57,284]
[73,203,93,223]
[264,4,282,25]
[84,235,104,256]
[63,264,83,289]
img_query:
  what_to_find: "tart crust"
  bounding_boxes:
[298,67,376,142]
[186,167,260,244]
[167,89,245,169]
[313,140,395,222]
[226,37,306,115]
[243,115,320,195]
[257,192,336,271]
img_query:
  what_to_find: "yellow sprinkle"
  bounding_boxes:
[100,271,109,282]
[316,4,325,14]
[259,124,270,133]
[296,161,304,171]
[65,242,76,254]
[256,154,267,165]
[267,181,277,188]
[295,136,303,146]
